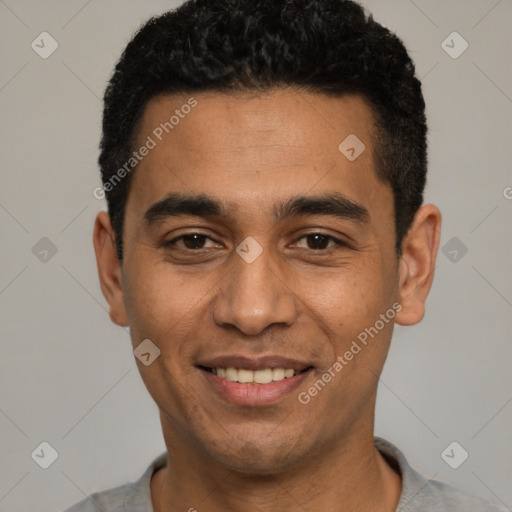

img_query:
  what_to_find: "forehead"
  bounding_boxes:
[127,89,390,223]
[137,89,375,159]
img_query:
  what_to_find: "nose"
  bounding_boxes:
[211,242,298,336]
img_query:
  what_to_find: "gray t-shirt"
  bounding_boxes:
[63,437,507,511]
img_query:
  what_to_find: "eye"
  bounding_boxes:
[165,233,219,250]
[294,233,348,251]
[164,232,350,253]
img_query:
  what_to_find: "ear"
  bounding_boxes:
[395,204,442,326]
[92,211,128,327]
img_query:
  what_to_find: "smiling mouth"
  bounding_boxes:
[198,365,313,384]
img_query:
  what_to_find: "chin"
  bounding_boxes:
[202,431,311,475]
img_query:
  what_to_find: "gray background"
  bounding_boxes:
[0,1,511,511]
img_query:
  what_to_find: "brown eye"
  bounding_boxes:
[295,233,346,251]
[181,234,207,249]
[166,233,216,250]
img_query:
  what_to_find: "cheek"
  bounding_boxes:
[123,262,203,344]
[297,259,396,364]
[306,269,396,407]
[302,260,389,320]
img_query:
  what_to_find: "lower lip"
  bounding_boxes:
[199,368,313,406]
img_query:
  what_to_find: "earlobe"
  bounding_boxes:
[395,204,442,327]
[92,211,129,327]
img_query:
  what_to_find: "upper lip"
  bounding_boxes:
[196,354,313,372]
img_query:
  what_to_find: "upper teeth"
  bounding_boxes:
[214,367,296,384]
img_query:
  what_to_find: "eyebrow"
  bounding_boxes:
[144,191,369,226]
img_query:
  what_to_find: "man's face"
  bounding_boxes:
[119,90,400,472]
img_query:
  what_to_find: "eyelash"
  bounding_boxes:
[164,232,350,252]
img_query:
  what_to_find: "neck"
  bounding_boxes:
[151,409,402,512]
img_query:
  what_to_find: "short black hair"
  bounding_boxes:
[99,0,427,260]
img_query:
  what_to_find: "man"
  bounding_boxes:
[65,0,505,510]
